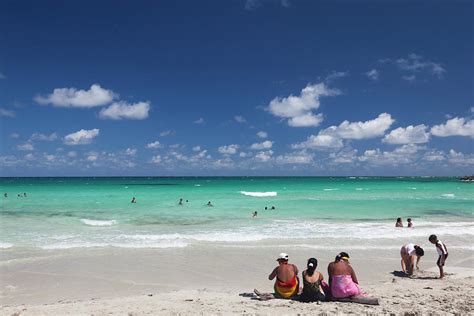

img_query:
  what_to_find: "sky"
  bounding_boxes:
[0,0,473,176]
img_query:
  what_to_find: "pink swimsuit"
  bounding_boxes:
[331,275,361,298]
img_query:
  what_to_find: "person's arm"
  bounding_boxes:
[319,272,324,281]
[327,263,333,285]
[350,266,359,284]
[268,267,278,280]
[293,264,299,276]
[416,255,421,270]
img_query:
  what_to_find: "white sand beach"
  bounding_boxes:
[1,246,473,315]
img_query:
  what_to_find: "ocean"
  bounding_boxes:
[1,177,473,252]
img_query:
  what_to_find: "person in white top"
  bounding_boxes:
[429,234,448,279]
[400,243,424,275]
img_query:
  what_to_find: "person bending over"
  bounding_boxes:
[400,243,424,276]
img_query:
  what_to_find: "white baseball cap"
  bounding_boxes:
[277,252,289,261]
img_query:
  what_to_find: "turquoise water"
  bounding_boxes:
[1,177,473,250]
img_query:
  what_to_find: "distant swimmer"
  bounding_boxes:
[131,197,137,203]
[271,206,276,210]
[395,218,403,228]
[23,193,27,197]
[252,211,258,218]
[407,218,413,228]
[186,200,189,203]
[3,193,7,198]
[178,198,183,205]
[265,207,268,210]
[207,201,213,207]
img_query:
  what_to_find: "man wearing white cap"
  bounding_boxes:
[254,252,300,300]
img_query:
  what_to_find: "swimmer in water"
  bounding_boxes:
[207,201,213,207]
[252,211,258,218]
[407,218,413,228]
[178,198,183,205]
[395,218,403,227]
[271,206,275,210]
[3,193,7,198]
[265,206,268,210]
[23,193,27,197]
[131,197,137,203]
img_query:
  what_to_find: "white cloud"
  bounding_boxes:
[383,124,430,144]
[255,150,273,162]
[99,101,150,120]
[396,53,446,78]
[431,117,474,138]
[86,152,99,162]
[365,69,379,80]
[448,149,474,165]
[267,83,340,127]
[193,146,201,152]
[0,108,15,117]
[325,71,348,82]
[17,142,34,151]
[250,140,273,150]
[30,132,58,142]
[35,84,116,108]
[292,134,343,150]
[146,141,162,149]
[194,118,205,124]
[67,151,77,158]
[322,113,394,140]
[423,150,445,162]
[257,131,268,139]
[160,130,175,137]
[234,115,247,123]
[358,144,423,166]
[9,133,20,139]
[63,128,100,145]
[329,149,358,164]
[125,148,137,156]
[402,75,416,82]
[218,144,239,155]
[150,155,162,164]
[275,151,313,164]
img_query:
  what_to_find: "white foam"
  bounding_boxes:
[240,191,277,197]
[441,193,455,198]
[0,242,13,249]
[194,184,201,186]
[323,188,339,191]
[41,240,188,249]
[80,219,117,226]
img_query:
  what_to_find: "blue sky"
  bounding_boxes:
[0,0,473,176]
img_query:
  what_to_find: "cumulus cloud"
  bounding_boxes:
[35,84,116,108]
[193,146,201,152]
[267,83,340,127]
[125,148,137,156]
[194,117,205,124]
[234,115,247,123]
[292,134,343,150]
[255,150,273,162]
[63,128,100,145]
[146,141,162,149]
[365,69,379,80]
[383,124,430,144]
[218,144,239,155]
[396,54,446,78]
[321,113,394,140]
[151,155,162,164]
[30,132,58,142]
[67,151,77,158]
[430,117,474,138]
[448,149,474,165]
[0,108,15,117]
[17,142,34,151]
[99,101,150,120]
[358,144,423,166]
[250,140,273,150]
[257,131,268,139]
[325,71,348,82]
[86,152,99,162]
[275,151,313,164]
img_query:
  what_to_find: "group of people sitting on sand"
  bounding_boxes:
[255,234,449,302]
[254,252,372,303]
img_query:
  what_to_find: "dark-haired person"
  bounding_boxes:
[327,252,361,299]
[299,258,326,302]
[400,243,424,275]
[395,218,403,227]
[407,218,413,228]
[254,253,299,300]
[429,234,448,279]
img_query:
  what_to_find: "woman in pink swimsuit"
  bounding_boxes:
[327,252,361,298]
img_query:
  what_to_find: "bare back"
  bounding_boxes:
[327,261,358,284]
[269,263,298,282]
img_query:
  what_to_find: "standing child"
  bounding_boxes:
[429,234,448,279]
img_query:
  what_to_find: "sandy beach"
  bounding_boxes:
[1,246,473,315]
